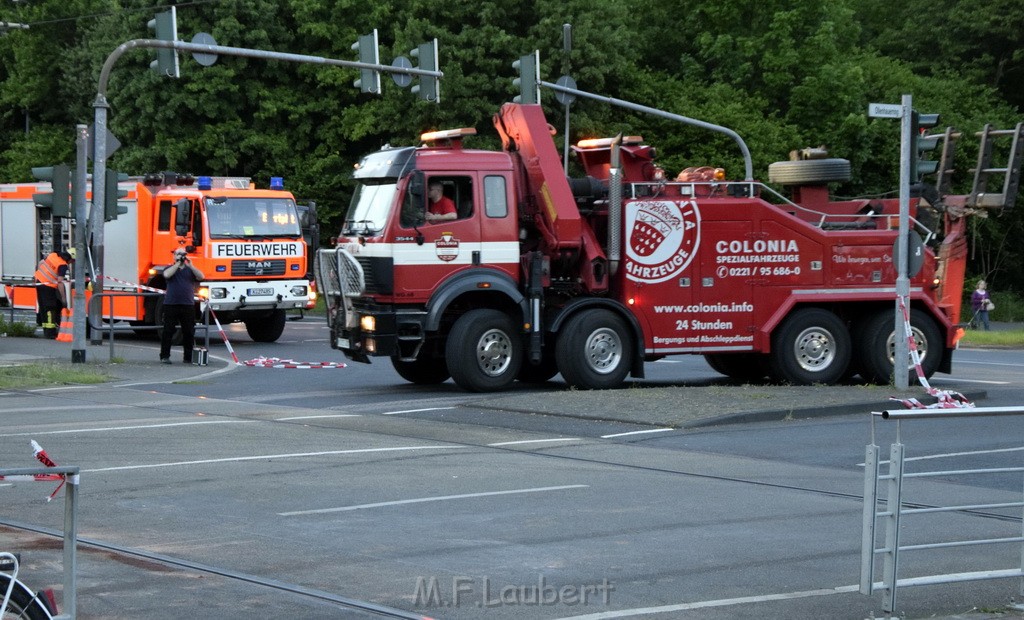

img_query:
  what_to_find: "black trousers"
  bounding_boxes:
[160,304,196,362]
[36,285,64,339]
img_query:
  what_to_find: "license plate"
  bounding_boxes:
[247,287,274,296]
[336,337,351,349]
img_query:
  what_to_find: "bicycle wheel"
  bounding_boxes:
[0,574,54,620]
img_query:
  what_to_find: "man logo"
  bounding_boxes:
[248,260,271,276]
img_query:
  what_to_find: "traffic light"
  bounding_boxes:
[104,170,129,221]
[147,7,179,78]
[410,39,440,103]
[351,30,381,94]
[512,51,540,105]
[911,110,941,182]
[32,164,71,218]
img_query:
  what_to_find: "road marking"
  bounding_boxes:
[551,584,859,619]
[487,438,581,446]
[0,420,248,438]
[83,445,464,473]
[276,414,362,421]
[601,428,674,439]
[1,404,131,415]
[930,377,1010,385]
[381,407,457,415]
[279,484,589,516]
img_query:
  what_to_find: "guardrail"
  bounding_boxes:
[0,465,80,619]
[861,406,1024,614]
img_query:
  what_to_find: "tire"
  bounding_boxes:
[857,309,942,384]
[768,158,851,185]
[517,351,560,383]
[445,309,522,392]
[704,353,770,382]
[0,574,54,619]
[769,308,851,385]
[391,355,451,385]
[244,309,286,343]
[555,309,633,390]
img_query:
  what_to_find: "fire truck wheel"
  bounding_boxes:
[704,353,770,382]
[391,355,451,385]
[769,308,851,385]
[767,158,851,185]
[857,309,941,384]
[446,309,522,392]
[244,310,287,342]
[556,309,633,390]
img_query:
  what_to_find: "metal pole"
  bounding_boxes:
[860,443,880,595]
[562,24,572,176]
[62,471,79,619]
[894,94,912,389]
[72,125,89,363]
[90,97,111,345]
[882,441,905,613]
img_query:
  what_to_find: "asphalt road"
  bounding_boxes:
[2,317,1023,619]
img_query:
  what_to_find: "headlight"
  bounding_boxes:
[290,285,308,297]
[360,315,376,332]
[211,288,227,299]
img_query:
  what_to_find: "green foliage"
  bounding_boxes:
[0,0,1021,280]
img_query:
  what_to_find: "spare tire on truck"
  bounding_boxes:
[768,159,851,185]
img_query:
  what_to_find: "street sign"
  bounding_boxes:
[868,102,903,119]
[391,56,413,87]
[555,75,577,106]
[86,124,121,160]
[191,33,218,67]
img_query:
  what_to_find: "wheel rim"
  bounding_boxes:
[475,328,513,377]
[584,327,622,375]
[886,326,927,368]
[792,327,836,372]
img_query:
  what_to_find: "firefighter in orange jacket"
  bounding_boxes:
[34,248,74,339]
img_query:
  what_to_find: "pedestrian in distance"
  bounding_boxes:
[970,279,993,331]
[425,181,457,222]
[34,247,74,339]
[160,248,205,364]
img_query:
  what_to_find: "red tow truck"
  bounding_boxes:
[315,103,1021,391]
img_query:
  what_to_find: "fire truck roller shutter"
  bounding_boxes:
[769,307,852,385]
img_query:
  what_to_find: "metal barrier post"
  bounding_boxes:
[860,442,880,595]
[881,439,905,613]
[107,293,116,361]
[61,473,78,619]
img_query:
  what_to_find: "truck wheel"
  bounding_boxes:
[857,309,942,384]
[704,353,770,382]
[555,309,633,390]
[769,308,850,385]
[391,355,451,385]
[245,309,286,342]
[767,158,851,185]
[446,309,522,392]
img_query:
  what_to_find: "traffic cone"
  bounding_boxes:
[56,308,73,343]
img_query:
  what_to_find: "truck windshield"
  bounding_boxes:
[342,181,396,236]
[207,197,302,238]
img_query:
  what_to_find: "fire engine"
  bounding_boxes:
[316,103,1022,392]
[1,172,315,341]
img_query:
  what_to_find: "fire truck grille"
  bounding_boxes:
[231,259,287,277]
[354,256,393,295]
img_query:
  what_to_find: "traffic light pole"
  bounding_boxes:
[894,94,912,390]
[73,125,89,362]
[540,78,754,181]
[90,37,443,341]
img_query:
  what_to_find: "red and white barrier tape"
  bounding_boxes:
[202,303,241,365]
[0,441,67,500]
[890,296,973,410]
[242,356,346,369]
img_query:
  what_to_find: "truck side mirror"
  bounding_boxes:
[174,198,191,236]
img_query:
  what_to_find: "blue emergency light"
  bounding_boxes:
[198,176,213,190]
[270,177,284,190]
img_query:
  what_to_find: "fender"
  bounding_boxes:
[548,297,646,378]
[425,267,527,331]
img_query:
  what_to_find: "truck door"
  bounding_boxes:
[391,174,483,299]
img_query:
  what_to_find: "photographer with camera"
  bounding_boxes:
[159,248,205,364]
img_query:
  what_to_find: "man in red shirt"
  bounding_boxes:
[426,181,457,222]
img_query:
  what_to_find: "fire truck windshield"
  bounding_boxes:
[207,196,302,239]
[342,180,396,236]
